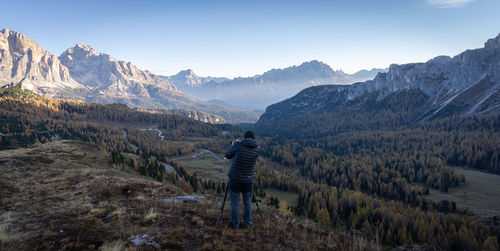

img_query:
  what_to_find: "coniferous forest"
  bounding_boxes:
[1,85,499,250]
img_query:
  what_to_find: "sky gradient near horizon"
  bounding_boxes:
[2,0,500,77]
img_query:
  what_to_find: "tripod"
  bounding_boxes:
[216,181,263,227]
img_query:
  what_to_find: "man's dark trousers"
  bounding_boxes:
[229,179,252,228]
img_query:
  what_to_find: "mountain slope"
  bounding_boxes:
[59,43,178,96]
[0,28,87,96]
[0,29,259,123]
[258,33,500,125]
[133,107,227,124]
[58,43,260,122]
[0,140,376,250]
[166,61,385,110]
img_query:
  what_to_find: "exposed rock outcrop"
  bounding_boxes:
[0,28,86,96]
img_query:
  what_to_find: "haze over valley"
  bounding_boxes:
[164,62,386,110]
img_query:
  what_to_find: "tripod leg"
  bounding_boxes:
[216,182,230,227]
[252,187,264,221]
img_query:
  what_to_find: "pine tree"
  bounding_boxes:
[278,201,293,217]
[316,208,330,227]
[216,184,222,194]
[482,236,499,251]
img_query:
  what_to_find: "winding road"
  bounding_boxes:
[136,128,225,162]
[171,149,227,162]
[123,130,139,152]
[122,128,226,176]
[140,128,164,141]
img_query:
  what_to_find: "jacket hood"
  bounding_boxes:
[241,138,258,149]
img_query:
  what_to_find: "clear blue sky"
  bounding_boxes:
[2,0,500,77]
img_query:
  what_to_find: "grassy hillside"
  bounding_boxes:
[426,166,500,219]
[0,140,378,250]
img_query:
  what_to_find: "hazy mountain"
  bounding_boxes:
[0,28,87,96]
[349,68,387,80]
[166,69,229,89]
[258,33,500,124]
[165,61,386,110]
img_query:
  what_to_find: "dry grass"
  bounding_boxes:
[144,207,158,221]
[0,140,382,250]
[111,207,126,217]
[99,239,124,251]
[175,153,229,182]
[0,224,10,243]
[134,194,145,201]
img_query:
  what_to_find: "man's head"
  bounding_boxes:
[244,130,255,139]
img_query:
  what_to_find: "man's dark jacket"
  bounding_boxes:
[225,139,258,182]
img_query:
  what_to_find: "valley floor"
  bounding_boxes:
[426,166,500,219]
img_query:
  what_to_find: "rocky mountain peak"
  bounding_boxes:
[428,55,452,64]
[484,33,500,49]
[59,41,178,94]
[293,60,341,75]
[74,43,99,55]
[0,28,44,55]
[0,28,84,95]
[260,60,346,82]
[177,69,196,78]
[1,28,11,38]
[169,69,209,88]
[185,69,195,75]
[60,43,99,60]
[301,60,336,71]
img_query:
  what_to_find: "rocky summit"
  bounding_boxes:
[0,29,86,96]
[0,29,260,123]
[59,43,179,97]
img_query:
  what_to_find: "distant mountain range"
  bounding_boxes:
[1,28,384,122]
[164,61,386,110]
[257,33,500,130]
[0,28,259,123]
[9,27,496,128]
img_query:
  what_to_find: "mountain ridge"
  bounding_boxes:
[0,29,259,123]
[258,33,500,123]
[59,43,179,95]
[0,28,87,96]
[165,60,387,110]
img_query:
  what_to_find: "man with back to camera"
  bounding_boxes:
[224,130,259,229]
